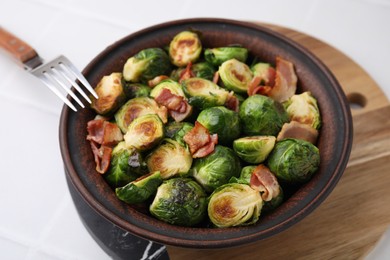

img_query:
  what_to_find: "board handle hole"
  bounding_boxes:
[347,92,367,109]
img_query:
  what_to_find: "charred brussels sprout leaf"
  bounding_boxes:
[191,145,241,193]
[165,121,194,147]
[115,97,167,133]
[150,178,207,226]
[267,138,320,183]
[146,139,192,179]
[91,72,127,115]
[115,171,163,204]
[283,91,321,130]
[233,136,276,164]
[208,183,263,227]
[218,59,253,94]
[169,31,202,67]
[124,114,164,151]
[239,95,289,136]
[197,106,240,145]
[104,142,145,188]
[123,48,171,83]
[204,46,248,67]
[181,77,230,110]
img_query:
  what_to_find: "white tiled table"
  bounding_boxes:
[0,0,389,259]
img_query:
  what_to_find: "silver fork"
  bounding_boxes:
[0,27,98,111]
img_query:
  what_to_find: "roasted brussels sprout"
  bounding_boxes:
[115,97,168,133]
[218,59,253,94]
[123,82,151,98]
[208,183,263,227]
[267,138,320,183]
[165,121,194,147]
[191,145,241,193]
[283,91,321,130]
[123,114,164,151]
[104,141,148,188]
[169,31,202,67]
[123,48,171,83]
[115,171,162,204]
[233,136,276,164]
[91,72,127,115]
[171,62,216,81]
[196,106,240,145]
[181,77,230,110]
[150,79,186,99]
[239,94,289,136]
[150,177,207,226]
[146,139,192,179]
[204,46,248,67]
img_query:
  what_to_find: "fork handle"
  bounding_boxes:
[0,27,38,63]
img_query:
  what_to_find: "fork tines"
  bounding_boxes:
[31,55,98,111]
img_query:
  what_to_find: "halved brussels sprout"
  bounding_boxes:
[150,177,207,226]
[191,145,241,193]
[267,138,320,183]
[204,46,248,67]
[196,106,240,145]
[124,114,164,151]
[123,48,171,83]
[208,183,263,227]
[115,171,163,204]
[150,79,186,99]
[171,62,216,81]
[169,31,202,67]
[114,97,167,133]
[165,121,194,147]
[218,59,253,94]
[146,139,192,179]
[123,82,151,98]
[239,94,289,136]
[233,136,276,164]
[91,72,127,115]
[181,77,230,110]
[104,141,148,188]
[283,91,321,130]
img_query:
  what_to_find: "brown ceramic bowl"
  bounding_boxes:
[59,18,353,248]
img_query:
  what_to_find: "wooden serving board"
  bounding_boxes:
[166,23,390,260]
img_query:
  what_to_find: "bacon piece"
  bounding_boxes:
[87,119,123,174]
[212,71,220,84]
[183,121,218,158]
[268,57,297,103]
[225,92,239,112]
[154,88,192,122]
[250,164,280,201]
[148,75,169,87]
[277,121,319,144]
[178,62,195,83]
[87,119,123,146]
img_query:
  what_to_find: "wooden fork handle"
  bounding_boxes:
[0,27,38,63]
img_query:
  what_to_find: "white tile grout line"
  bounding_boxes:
[24,194,75,260]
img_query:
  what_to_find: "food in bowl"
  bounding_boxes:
[85,29,321,228]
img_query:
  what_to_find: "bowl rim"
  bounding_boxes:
[59,17,353,248]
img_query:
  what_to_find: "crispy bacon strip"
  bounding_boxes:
[212,71,220,84]
[225,92,239,112]
[277,121,319,144]
[87,119,123,174]
[154,88,192,122]
[148,75,169,87]
[268,57,297,102]
[250,164,281,201]
[179,62,195,83]
[183,121,218,158]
